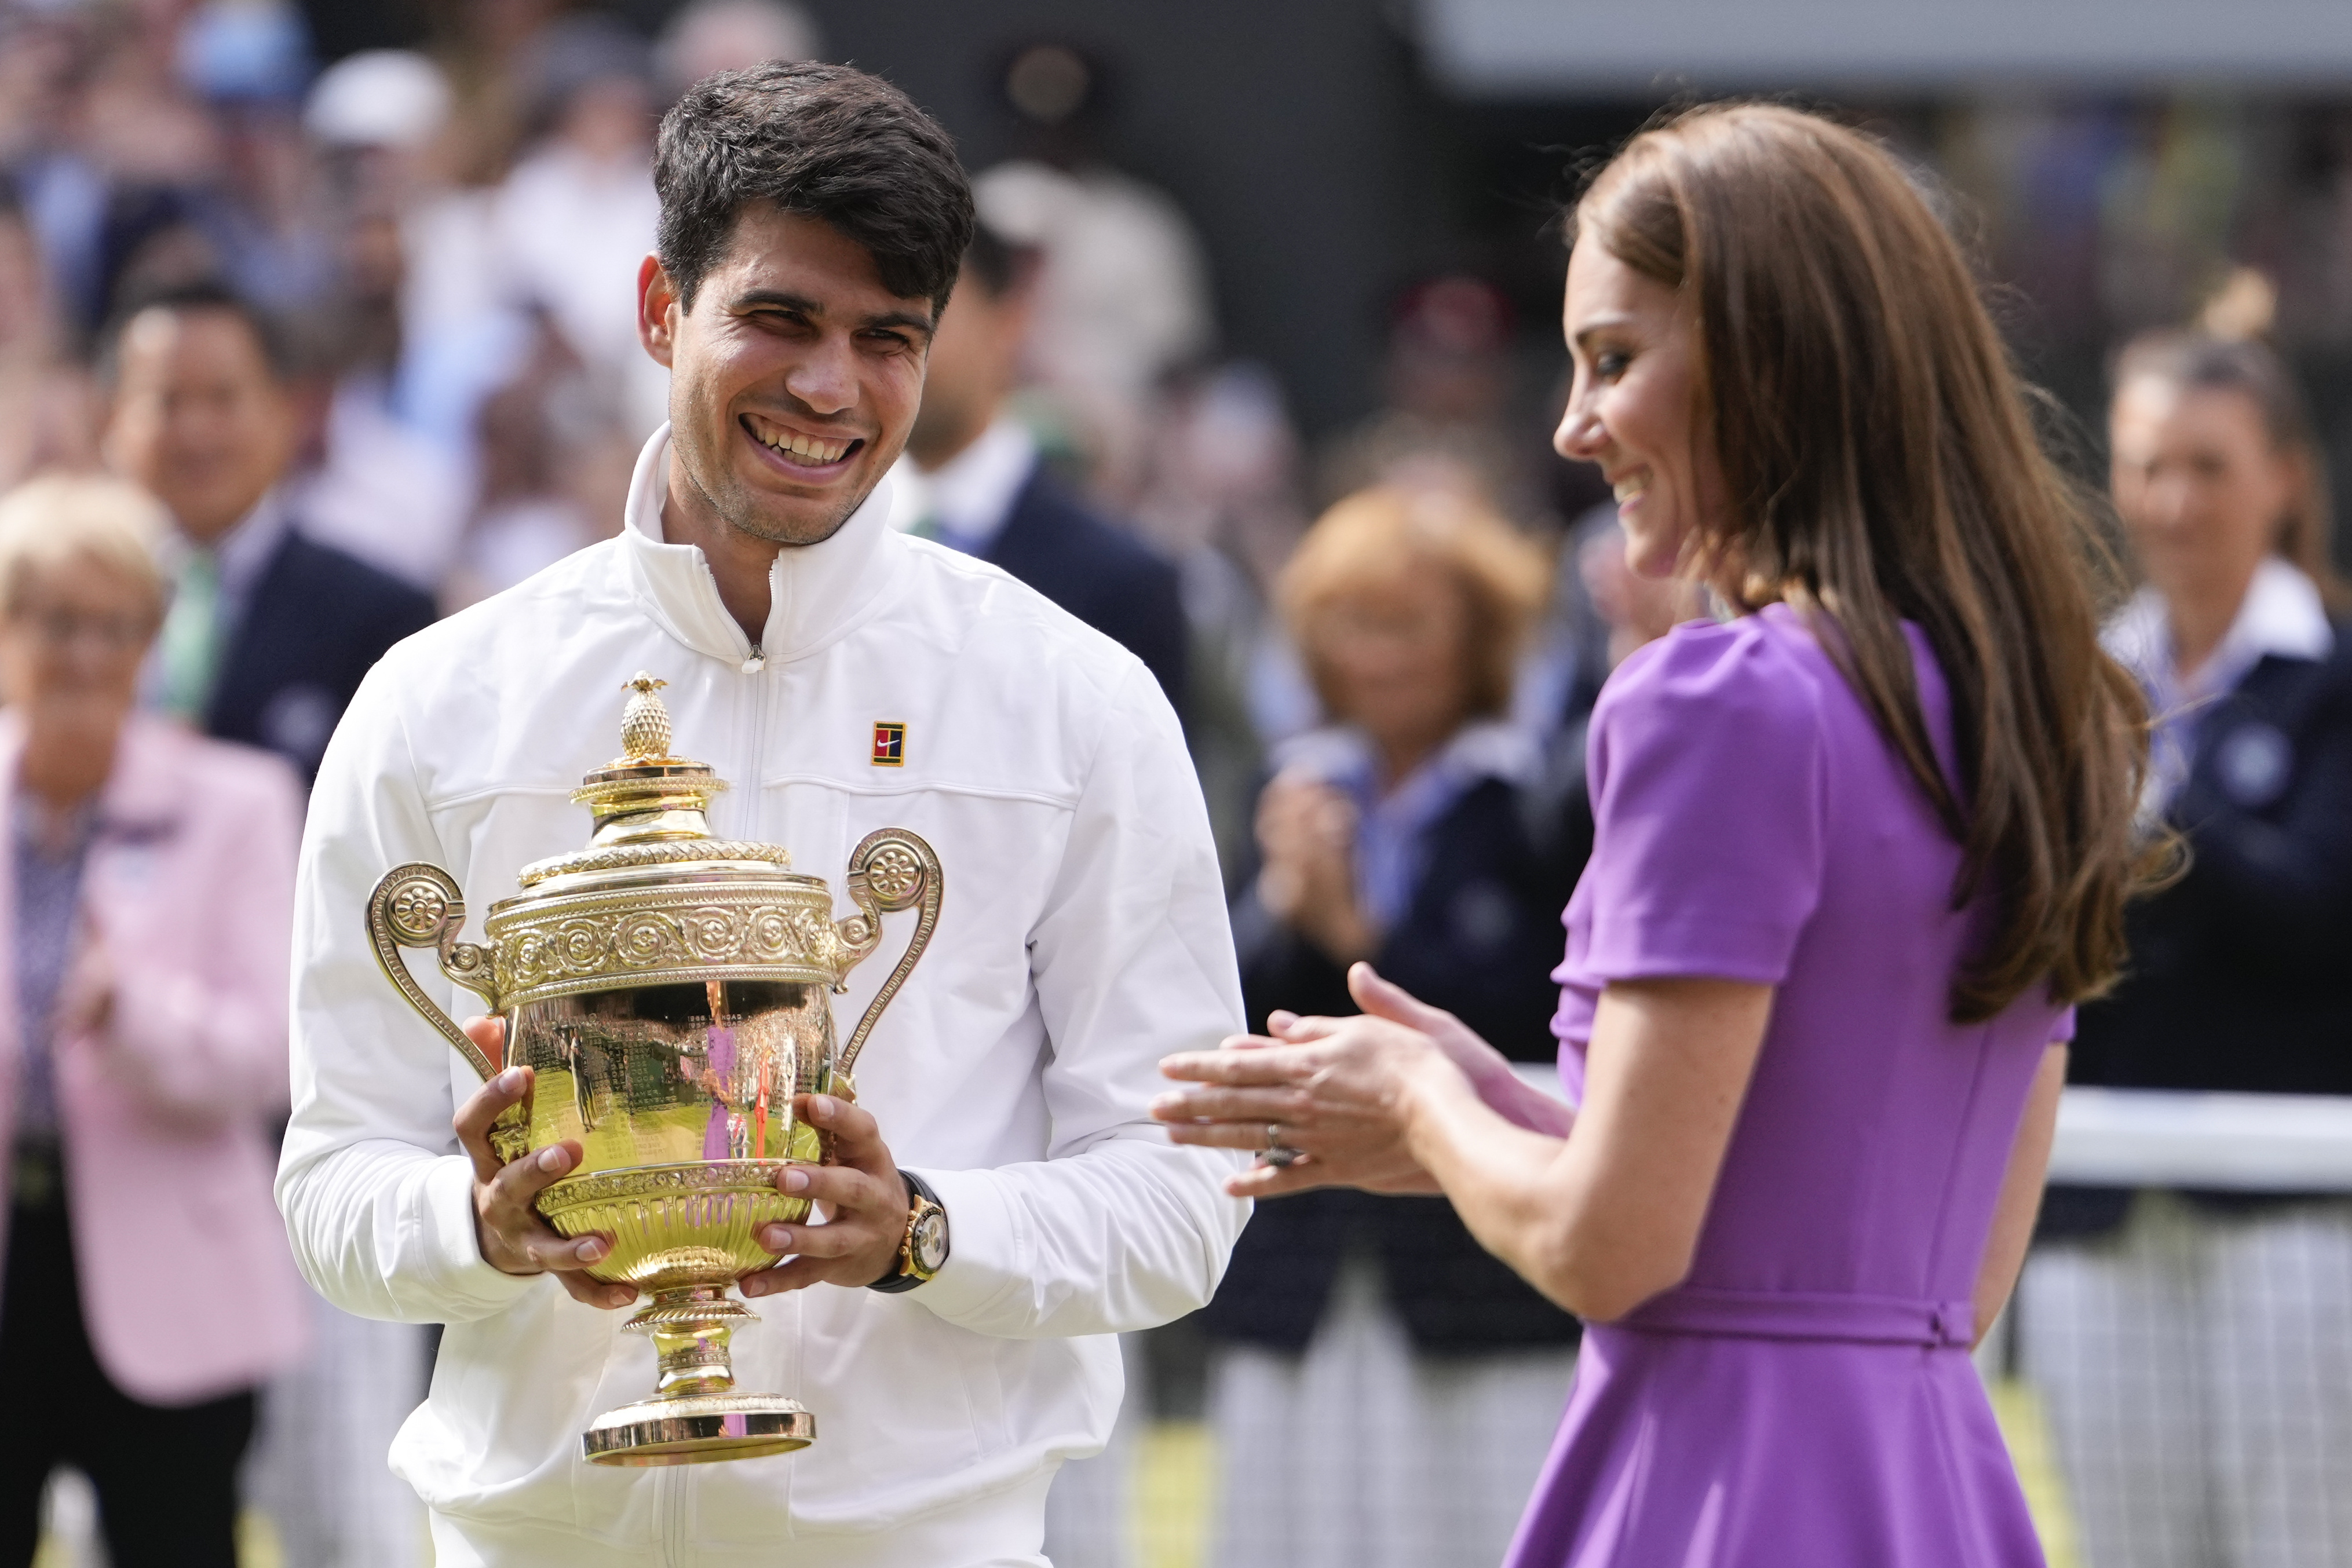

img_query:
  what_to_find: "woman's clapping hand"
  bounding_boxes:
[1153,962,1561,1199]
[1153,1008,1453,1198]
[1148,963,1571,1194]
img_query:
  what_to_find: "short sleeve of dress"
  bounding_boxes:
[1579,617,1829,986]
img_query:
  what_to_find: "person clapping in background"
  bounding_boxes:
[0,474,308,1567]
[1205,486,1584,1568]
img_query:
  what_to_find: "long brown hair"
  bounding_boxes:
[1575,103,2156,1021]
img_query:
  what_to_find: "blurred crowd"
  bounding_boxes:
[2,3,2350,1567]
[1919,99,2352,352]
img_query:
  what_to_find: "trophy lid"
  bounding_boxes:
[466,674,872,1008]
[514,674,794,890]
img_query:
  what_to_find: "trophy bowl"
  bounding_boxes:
[366,675,940,1465]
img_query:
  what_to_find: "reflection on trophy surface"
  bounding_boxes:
[365,674,940,1466]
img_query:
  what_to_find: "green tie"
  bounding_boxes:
[158,547,222,721]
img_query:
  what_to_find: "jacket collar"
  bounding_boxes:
[885,416,1039,558]
[619,423,901,667]
[156,489,293,604]
[2105,555,2335,705]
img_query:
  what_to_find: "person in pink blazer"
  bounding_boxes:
[0,474,309,1568]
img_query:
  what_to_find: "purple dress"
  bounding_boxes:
[1508,605,2062,1568]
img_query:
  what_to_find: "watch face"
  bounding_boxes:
[911,1209,949,1274]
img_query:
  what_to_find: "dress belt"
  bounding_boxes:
[1611,1286,1975,1348]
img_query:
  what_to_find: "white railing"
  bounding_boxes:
[1506,1066,2352,1193]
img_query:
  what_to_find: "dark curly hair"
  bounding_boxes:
[655,61,974,317]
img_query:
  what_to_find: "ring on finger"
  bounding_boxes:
[1260,1121,1305,1168]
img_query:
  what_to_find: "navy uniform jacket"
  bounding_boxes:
[981,470,1189,718]
[206,529,439,784]
[2042,628,2352,1238]
[1204,772,1588,1354]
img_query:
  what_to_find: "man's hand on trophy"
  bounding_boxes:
[740,1094,912,1295]
[453,1017,637,1310]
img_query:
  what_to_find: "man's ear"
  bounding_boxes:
[638,254,681,368]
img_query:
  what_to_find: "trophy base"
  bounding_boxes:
[581,1392,816,1466]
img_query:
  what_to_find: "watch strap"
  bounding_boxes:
[867,1169,946,1293]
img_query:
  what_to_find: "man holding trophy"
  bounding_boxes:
[277,63,1249,1566]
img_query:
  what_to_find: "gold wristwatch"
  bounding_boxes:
[868,1170,949,1293]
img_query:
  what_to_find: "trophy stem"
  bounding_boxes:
[638,1285,746,1398]
[580,1284,816,1466]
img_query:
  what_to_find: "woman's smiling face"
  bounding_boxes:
[1553,241,1723,579]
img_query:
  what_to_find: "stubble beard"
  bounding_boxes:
[718,474,865,549]
[679,429,870,550]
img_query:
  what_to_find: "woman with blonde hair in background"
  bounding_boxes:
[2021,309,2352,1567]
[0,474,309,1566]
[1156,102,2156,1566]
[1206,485,1585,1568]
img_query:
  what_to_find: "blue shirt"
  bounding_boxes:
[12,797,93,1142]
[1272,720,1538,931]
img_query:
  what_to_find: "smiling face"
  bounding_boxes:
[104,306,300,546]
[641,206,935,549]
[1553,241,1722,579]
[2110,375,2298,617]
[1310,566,1473,772]
[0,550,158,799]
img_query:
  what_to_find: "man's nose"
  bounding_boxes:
[783,337,858,416]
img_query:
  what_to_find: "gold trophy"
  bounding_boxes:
[365,674,940,1466]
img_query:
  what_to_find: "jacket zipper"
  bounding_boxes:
[739,646,770,843]
[662,1463,688,1565]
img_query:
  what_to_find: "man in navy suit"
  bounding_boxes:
[895,224,1190,715]
[98,279,440,1568]
[102,283,436,782]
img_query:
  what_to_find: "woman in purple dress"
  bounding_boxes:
[1153,104,2158,1566]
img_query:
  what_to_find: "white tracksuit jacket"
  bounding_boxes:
[276,426,1250,1565]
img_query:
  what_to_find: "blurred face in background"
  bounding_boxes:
[1581,522,1701,668]
[2110,374,2298,622]
[104,306,298,545]
[1554,242,1721,580]
[644,207,933,547]
[1310,564,1473,770]
[0,551,160,802]
[907,272,1032,469]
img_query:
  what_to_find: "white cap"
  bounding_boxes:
[304,49,451,150]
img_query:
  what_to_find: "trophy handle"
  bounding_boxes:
[834,828,943,1079]
[367,862,503,1083]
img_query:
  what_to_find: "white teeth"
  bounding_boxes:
[1613,476,1648,502]
[752,421,850,465]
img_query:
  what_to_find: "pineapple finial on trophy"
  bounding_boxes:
[620,673,673,759]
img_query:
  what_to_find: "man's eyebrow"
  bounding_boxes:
[860,308,937,337]
[731,288,823,316]
[729,290,935,337]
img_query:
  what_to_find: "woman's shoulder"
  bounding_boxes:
[1573,608,1842,988]
[1596,608,1833,741]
